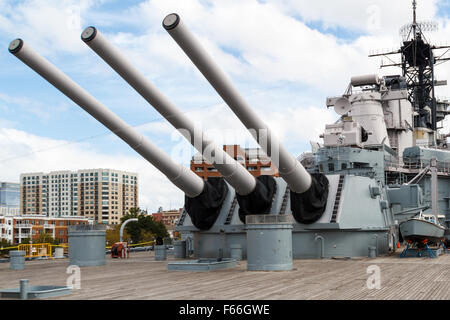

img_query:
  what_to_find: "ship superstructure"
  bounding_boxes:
[323,0,450,246]
[8,1,450,259]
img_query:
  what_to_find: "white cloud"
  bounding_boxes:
[5,0,449,99]
[112,0,417,94]
[3,0,450,218]
[276,0,438,35]
[0,92,69,121]
[0,0,102,56]
[0,127,185,212]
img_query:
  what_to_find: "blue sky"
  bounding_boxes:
[1,0,450,212]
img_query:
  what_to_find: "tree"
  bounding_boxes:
[36,232,58,245]
[106,225,130,246]
[0,239,12,257]
[120,207,169,244]
[140,230,155,243]
[20,238,31,244]
[0,239,10,246]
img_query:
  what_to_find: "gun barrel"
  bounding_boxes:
[8,38,204,198]
[163,14,311,193]
[80,27,256,196]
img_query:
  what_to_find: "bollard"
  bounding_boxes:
[10,250,26,270]
[173,240,187,259]
[368,246,377,258]
[154,245,167,261]
[20,279,28,300]
[54,247,64,259]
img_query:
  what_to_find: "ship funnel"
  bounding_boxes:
[163,14,330,224]
[80,27,256,196]
[8,39,204,198]
[162,14,312,193]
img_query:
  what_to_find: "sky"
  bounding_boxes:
[1,0,450,213]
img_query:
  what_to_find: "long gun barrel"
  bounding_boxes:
[8,39,204,198]
[163,14,329,224]
[80,27,256,196]
[162,14,312,194]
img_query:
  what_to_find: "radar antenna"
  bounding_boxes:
[368,0,450,135]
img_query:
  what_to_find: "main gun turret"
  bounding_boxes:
[162,13,329,223]
[80,26,277,224]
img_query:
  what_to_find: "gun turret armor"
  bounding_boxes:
[163,13,329,224]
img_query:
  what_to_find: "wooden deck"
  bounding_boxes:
[1,250,450,300]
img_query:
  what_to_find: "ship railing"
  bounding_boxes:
[325,88,375,102]
[385,156,450,174]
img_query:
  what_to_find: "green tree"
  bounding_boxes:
[0,239,12,257]
[20,238,31,244]
[140,230,155,243]
[106,224,131,246]
[120,208,169,244]
[36,232,58,245]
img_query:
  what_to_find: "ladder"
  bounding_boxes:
[279,186,290,214]
[177,208,188,226]
[330,175,345,223]
[224,196,238,225]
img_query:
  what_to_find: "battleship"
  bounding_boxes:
[7,1,450,261]
[4,0,450,303]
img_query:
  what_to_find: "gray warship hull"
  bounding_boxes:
[8,4,450,261]
[399,218,445,244]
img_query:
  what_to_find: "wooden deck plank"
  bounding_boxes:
[1,251,450,300]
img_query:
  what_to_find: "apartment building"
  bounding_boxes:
[20,169,138,225]
[0,182,20,216]
[0,215,89,244]
[190,144,279,179]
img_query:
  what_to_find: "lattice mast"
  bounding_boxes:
[369,0,450,143]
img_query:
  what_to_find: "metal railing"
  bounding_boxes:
[385,156,450,174]
[15,224,32,228]
[18,243,53,259]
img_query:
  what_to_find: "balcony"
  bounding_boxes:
[16,224,32,228]
[44,224,55,228]
[14,233,30,238]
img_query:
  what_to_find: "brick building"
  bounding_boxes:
[0,215,89,244]
[190,144,279,179]
[152,208,182,235]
